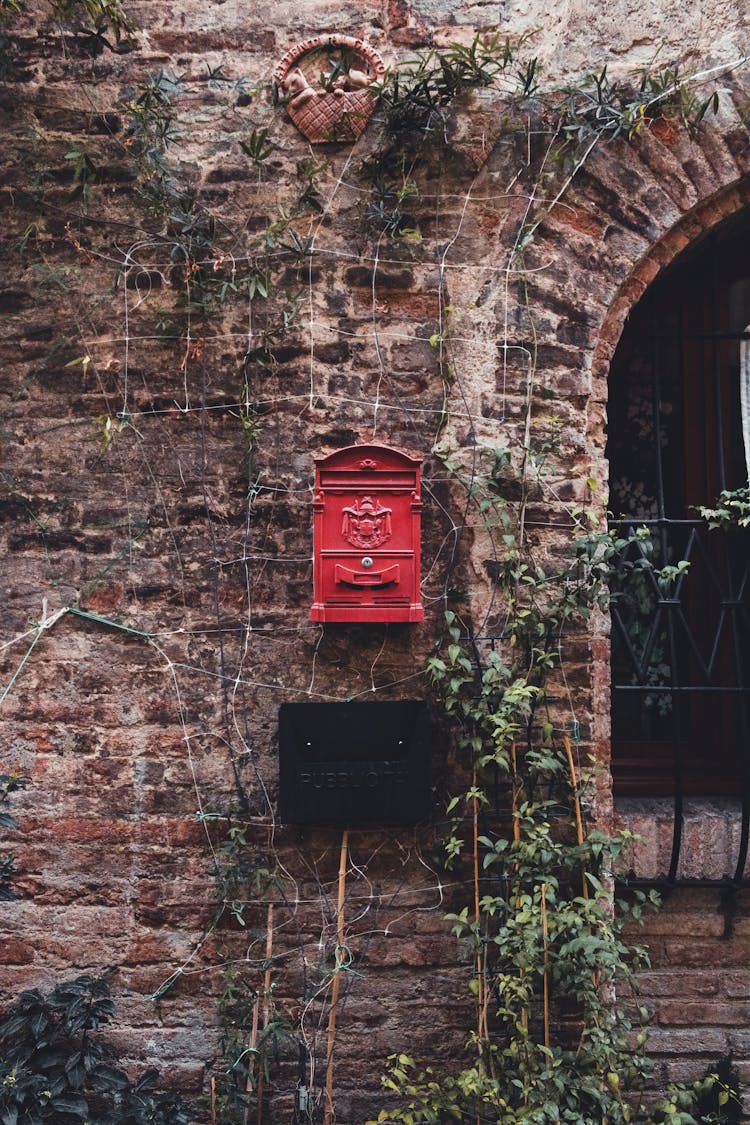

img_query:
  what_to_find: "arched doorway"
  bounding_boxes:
[607,213,750,880]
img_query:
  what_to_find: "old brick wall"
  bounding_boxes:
[3,0,750,1120]
[628,889,750,1093]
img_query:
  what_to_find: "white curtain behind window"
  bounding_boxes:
[741,325,750,482]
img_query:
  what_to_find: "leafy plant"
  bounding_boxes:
[363,33,537,235]
[240,126,275,169]
[65,149,99,204]
[119,70,183,198]
[296,159,327,215]
[649,1056,742,1125]
[0,0,135,49]
[53,0,134,41]
[697,486,750,530]
[365,174,419,235]
[0,975,189,1125]
[212,966,295,1125]
[207,822,297,1124]
[0,0,22,22]
[365,446,704,1124]
[560,64,720,145]
[0,772,25,903]
[366,616,657,1124]
[373,32,534,139]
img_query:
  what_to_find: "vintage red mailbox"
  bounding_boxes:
[311,444,423,623]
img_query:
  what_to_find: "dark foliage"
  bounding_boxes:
[0,773,25,903]
[0,975,190,1125]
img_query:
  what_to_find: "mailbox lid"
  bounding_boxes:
[278,700,431,825]
[315,443,422,478]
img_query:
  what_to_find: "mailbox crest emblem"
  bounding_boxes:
[341,495,392,549]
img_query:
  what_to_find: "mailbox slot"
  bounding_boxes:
[336,562,400,587]
[278,701,431,825]
[311,444,423,623]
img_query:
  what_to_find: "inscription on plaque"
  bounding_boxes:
[298,762,409,790]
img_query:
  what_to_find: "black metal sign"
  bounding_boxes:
[278,700,431,826]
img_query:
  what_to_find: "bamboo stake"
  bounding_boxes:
[510,742,521,843]
[472,766,488,1046]
[563,736,588,897]
[324,830,349,1125]
[244,992,260,1125]
[540,883,550,1050]
[210,1076,216,1125]
[243,902,274,1125]
[510,743,529,1034]
[563,739,602,1055]
[255,903,275,1125]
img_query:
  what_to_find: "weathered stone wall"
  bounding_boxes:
[631,888,750,1091]
[3,0,750,1120]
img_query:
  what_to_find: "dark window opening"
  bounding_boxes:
[607,216,750,812]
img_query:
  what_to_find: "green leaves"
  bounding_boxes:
[246,271,268,301]
[1,0,137,45]
[0,977,188,1125]
[239,126,274,168]
[385,567,676,1122]
[375,32,534,137]
[64,149,99,204]
[398,432,723,1119]
[649,1059,742,1125]
[698,486,750,530]
[120,69,182,172]
[561,62,721,148]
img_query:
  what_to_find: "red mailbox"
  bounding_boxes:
[311,444,423,623]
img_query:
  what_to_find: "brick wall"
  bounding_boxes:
[628,889,750,1098]
[3,2,750,1120]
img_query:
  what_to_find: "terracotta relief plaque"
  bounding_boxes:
[273,34,385,143]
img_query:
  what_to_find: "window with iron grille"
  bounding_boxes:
[607,216,750,881]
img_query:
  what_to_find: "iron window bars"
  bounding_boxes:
[607,219,750,886]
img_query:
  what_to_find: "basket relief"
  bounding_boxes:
[273,35,385,143]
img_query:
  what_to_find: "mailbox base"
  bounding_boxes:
[310,602,424,622]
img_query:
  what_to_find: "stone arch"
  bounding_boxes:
[592,177,750,386]
[577,140,750,878]
[508,81,750,483]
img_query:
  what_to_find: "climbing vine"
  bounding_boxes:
[364,497,690,1121]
